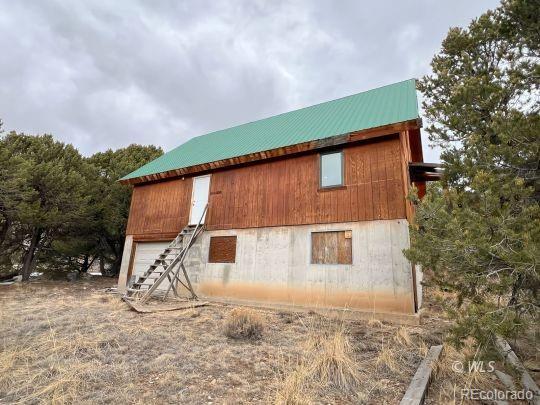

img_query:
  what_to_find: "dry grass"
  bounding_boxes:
[305,328,360,392]
[273,315,437,404]
[394,326,413,347]
[223,307,265,340]
[274,358,312,405]
[274,325,362,404]
[426,339,495,404]
[3,279,515,404]
[375,344,399,373]
[419,286,514,404]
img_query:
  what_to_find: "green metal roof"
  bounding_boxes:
[121,79,419,181]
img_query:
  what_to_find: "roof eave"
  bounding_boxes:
[119,118,421,186]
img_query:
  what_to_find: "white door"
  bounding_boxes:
[189,175,211,224]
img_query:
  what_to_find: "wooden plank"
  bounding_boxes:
[123,298,209,313]
[337,232,352,264]
[496,337,540,404]
[400,345,443,405]
[311,231,352,265]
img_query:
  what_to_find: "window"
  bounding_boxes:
[311,231,352,265]
[320,151,343,188]
[208,236,237,263]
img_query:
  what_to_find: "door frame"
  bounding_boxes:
[189,174,211,225]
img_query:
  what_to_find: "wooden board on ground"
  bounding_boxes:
[400,344,443,405]
[496,337,540,404]
[123,298,209,313]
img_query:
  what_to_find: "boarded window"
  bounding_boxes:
[311,231,352,264]
[208,236,237,263]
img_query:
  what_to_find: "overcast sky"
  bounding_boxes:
[0,0,500,163]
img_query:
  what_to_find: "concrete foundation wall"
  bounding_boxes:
[118,219,417,314]
[184,219,415,314]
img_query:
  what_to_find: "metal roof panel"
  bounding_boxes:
[121,79,419,181]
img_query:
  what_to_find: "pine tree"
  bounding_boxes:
[405,0,539,349]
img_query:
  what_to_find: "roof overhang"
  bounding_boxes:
[120,118,422,185]
[409,162,443,182]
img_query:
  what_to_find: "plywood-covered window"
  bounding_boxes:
[311,231,352,265]
[320,151,343,188]
[208,236,237,263]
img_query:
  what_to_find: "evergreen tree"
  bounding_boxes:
[87,144,162,275]
[0,133,92,280]
[406,0,539,349]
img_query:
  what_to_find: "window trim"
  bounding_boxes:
[319,150,345,189]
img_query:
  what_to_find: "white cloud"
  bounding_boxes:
[0,0,501,161]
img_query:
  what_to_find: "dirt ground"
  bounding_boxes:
[0,278,535,404]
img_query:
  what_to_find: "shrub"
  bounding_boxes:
[224,308,265,340]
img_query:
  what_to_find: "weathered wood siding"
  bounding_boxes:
[126,176,192,238]
[311,231,352,264]
[126,136,406,236]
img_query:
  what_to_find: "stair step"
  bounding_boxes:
[133,281,154,286]
[127,287,148,292]
[130,216,205,302]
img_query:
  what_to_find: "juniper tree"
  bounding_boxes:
[0,133,92,280]
[87,144,162,275]
[405,0,539,348]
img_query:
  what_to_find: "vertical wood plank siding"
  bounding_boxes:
[126,136,406,236]
[126,176,193,236]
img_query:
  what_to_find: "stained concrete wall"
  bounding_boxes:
[118,219,417,314]
[183,219,416,314]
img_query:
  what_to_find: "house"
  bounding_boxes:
[118,79,432,319]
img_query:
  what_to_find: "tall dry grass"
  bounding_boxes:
[274,320,362,404]
[274,357,312,405]
[305,329,360,392]
[223,307,265,340]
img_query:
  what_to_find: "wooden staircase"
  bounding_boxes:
[124,205,207,304]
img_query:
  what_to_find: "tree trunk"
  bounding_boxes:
[0,216,10,245]
[111,255,122,276]
[99,255,105,275]
[81,254,89,273]
[21,229,41,281]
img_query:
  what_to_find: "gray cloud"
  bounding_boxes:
[0,0,500,162]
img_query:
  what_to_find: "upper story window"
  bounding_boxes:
[320,151,343,188]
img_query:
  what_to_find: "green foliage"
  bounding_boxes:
[406,0,539,349]
[0,133,92,279]
[0,128,162,279]
[87,145,163,274]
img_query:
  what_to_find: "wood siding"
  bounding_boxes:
[206,136,405,230]
[126,177,192,237]
[126,136,406,236]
